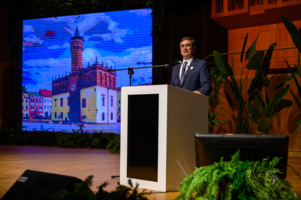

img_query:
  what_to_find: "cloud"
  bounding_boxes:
[22,71,38,86]
[48,42,69,50]
[23,25,34,33]
[82,48,102,64]
[129,9,152,17]
[80,46,152,72]
[24,57,71,69]
[23,35,45,47]
[42,13,133,44]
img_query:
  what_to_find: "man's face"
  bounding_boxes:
[180,39,196,60]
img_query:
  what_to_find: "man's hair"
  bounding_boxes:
[180,37,196,47]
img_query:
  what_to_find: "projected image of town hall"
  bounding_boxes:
[22,9,153,133]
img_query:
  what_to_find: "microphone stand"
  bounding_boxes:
[108,63,180,86]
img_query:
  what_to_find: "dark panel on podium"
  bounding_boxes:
[127,94,159,182]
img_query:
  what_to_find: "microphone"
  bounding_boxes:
[165,61,181,68]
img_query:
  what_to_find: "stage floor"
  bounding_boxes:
[0,145,300,199]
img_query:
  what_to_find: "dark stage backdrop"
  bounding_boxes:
[21,9,153,134]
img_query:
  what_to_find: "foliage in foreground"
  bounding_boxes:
[174,150,299,200]
[0,128,120,153]
[39,176,150,200]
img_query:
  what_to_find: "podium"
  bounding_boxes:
[120,85,208,192]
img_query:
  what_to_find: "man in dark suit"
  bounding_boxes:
[170,37,212,95]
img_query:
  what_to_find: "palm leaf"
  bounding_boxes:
[246,50,264,70]
[245,34,259,60]
[290,89,301,110]
[248,102,262,121]
[241,34,248,63]
[265,85,290,118]
[282,16,301,52]
[224,90,233,109]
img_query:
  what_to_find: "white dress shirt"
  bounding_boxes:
[179,57,194,81]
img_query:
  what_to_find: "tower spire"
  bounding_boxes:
[74,26,80,36]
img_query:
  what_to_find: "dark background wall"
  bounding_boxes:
[0,7,10,129]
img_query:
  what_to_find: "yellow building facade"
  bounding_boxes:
[51,92,70,122]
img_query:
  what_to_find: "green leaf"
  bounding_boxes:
[290,89,301,110]
[295,64,301,76]
[275,71,298,89]
[249,116,259,125]
[257,119,269,133]
[274,99,293,115]
[277,99,293,109]
[213,51,233,77]
[224,90,233,109]
[265,90,270,106]
[248,102,262,121]
[241,34,248,63]
[248,73,261,99]
[265,85,290,118]
[246,50,264,70]
[282,16,301,52]
[245,35,259,60]
[286,61,301,96]
[254,94,265,111]
[261,43,277,75]
[255,62,270,87]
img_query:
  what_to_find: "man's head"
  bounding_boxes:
[180,37,196,60]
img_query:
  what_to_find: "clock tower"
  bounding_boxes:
[68,26,84,122]
[70,26,84,73]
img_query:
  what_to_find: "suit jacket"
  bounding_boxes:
[170,58,212,95]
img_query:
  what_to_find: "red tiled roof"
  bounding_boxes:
[39,89,52,97]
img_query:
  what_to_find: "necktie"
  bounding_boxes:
[180,61,188,85]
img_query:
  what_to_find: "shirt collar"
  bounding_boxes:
[183,57,194,66]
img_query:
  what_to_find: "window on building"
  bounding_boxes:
[31,99,34,103]
[55,112,57,118]
[44,106,46,109]
[60,98,63,107]
[50,105,52,109]
[44,99,46,103]
[50,99,52,103]
[54,99,57,107]
[82,98,86,108]
[26,106,28,110]
[119,107,121,111]
[119,100,121,104]
[61,112,63,119]
[102,95,105,106]
[40,99,42,103]
[31,106,34,110]
[102,112,105,121]
[26,99,28,103]
[111,112,113,120]
[110,96,113,106]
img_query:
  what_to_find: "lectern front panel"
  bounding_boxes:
[127,94,159,182]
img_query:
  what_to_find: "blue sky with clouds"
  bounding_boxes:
[22,9,152,92]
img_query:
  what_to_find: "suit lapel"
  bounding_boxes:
[180,58,197,87]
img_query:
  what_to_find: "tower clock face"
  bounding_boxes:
[71,83,76,91]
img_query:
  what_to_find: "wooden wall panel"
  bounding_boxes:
[229,20,301,76]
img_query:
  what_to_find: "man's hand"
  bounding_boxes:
[193,90,203,95]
